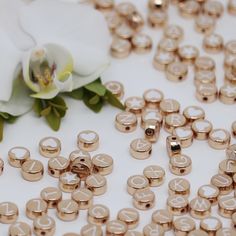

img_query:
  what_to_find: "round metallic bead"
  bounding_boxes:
[203,0,224,18]
[195,56,215,72]
[117,208,139,229]
[208,129,231,150]
[168,177,190,196]
[125,96,145,115]
[72,188,93,210]
[40,187,62,209]
[33,215,55,236]
[219,159,236,177]
[59,172,81,193]
[69,149,91,163]
[225,68,236,85]
[145,120,161,144]
[127,175,149,195]
[159,98,180,116]
[87,204,110,225]
[141,110,163,129]
[167,195,189,216]
[164,113,186,133]
[203,33,224,54]
[169,154,192,176]
[148,10,168,28]
[166,135,181,158]
[133,188,155,210]
[232,121,236,138]
[131,33,152,54]
[57,199,79,221]
[216,228,236,236]
[115,2,136,17]
[211,173,233,195]
[105,81,124,99]
[48,156,70,178]
[226,144,236,161]
[152,209,173,231]
[228,0,236,15]
[173,217,196,235]
[94,0,114,11]
[153,51,175,71]
[173,126,194,148]
[232,212,236,229]
[178,45,199,65]
[143,89,164,109]
[115,111,137,133]
[125,231,142,236]
[189,197,211,219]
[191,119,213,140]
[106,220,128,236]
[219,84,236,104]
[148,0,169,10]
[130,138,152,160]
[9,222,32,236]
[77,130,99,152]
[158,38,178,53]
[115,24,134,40]
[143,223,164,236]
[195,14,215,34]
[81,224,102,236]
[198,184,220,206]
[21,160,44,182]
[218,196,236,218]
[0,158,4,175]
[200,217,222,235]
[166,61,188,82]
[225,40,236,55]
[126,11,144,31]
[143,165,165,187]
[92,153,113,176]
[26,198,48,220]
[183,106,205,124]
[39,137,61,158]
[0,202,18,224]
[224,54,236,70]
[188,230,208,236]
[196,83,218,103]
[8,147,30,168]
[85,174,107,196]
[105,11,123,32]
[178,0,201,18]
[194,70,216,86]
[110,38,132,58]
[164,24,184,43]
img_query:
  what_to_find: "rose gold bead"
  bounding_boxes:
[153,51,175,71]
[216,228,236,236]
[208,129,231,150]
[167,195,189,216]
[59,172,81,193]
[77,130,99,152]
[106,220,128,235]
[166,61,188,82]
[228,0,236,15]
[195,14,215,34]
[116,2,136,17]
[81,224,102,236]
[164,24,184,43]
[200,217,222,235]
[115,24,134,40]
[105,11,123,32]
[115,111,137,133]
[226,144,236,162]
[211,174,233,195]
[40,187,62,209]
[203,33,224,53]
[169,154,192,176]
[160,99,180,116]
[26,198,48,220]
[131,33,152,54]
[8,147,30,168]
[195,56,215,71]
[158,38,178,53]
[69,149,91,163]
[225,40,236,55]
[48,156,70,178]
[219,159,236,177]
[143,223,164,236]
[0,158,4,175]
[168,178,190,196]
[183,106,205,124]
[125,231,142,236]
[196,83,218,103]
[144,120,161,143]
[191,119,213,140]
[127,175,149,195]
[143,165,165,187]
[152,209,173,231]
[218,196,236,218]
[143,89,164,109]
[148,11,168,28]
[219,84,236,104]
[179,0,200,18]
[57,199,79,221]
[173,126,193,148]
[33,215,55,236]
[141,110,163,129]
[117,208,139,229]
[87,204,110,225]
[21,160,44,182]
[105,81,124,99]
[92,154,113,175]
[133,188,155,210]
[126,11,144,31]
[232,212,236,228]
[94,0,114,11]
[190,197,211,219]
[148,0,169,10]
[72,188,93,210]
[164,113,186,133]
[39,137,61,158]
[9,222,32,236]
[85,174,107,196]
[188,230,208,236]
[111,38,132,58]
[173,217,195,235]
[178,45,199,65]
[125,97,145,115]
[232,121,236,138]
[130,139,152,160]
[0,202,18,224]
[166,135,181,158]
[198,184,219,206]
[195,70,216,86]
[203,1,224,18]
[224,54,236,70]
[225,68,236,85]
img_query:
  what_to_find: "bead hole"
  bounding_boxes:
[179,76,183,81]
[80,159,85,162]
[180,169,185,174]
[172,137,177,140]
[41,232,46,236]
[203,97,208,101]
[125,126,130,131]
[146,203,151,208]
[50,170,55,175]
[149,150,152,155]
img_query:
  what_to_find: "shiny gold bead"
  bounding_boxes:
[39,137,61,158]
[115,24,134,40]
[218,196,236,218]
[87,204,110,225]
[208,129,231,150]
[85,174,107,196]
[166,135,181,158]
[144,120,161,143]
[106,220,128,235]
[216,228,236,236]
[226,144,236,161]
[167,195,189,216]
[117,208,139,230]
[57,199,79,221]
[219,84,236,104]
[164,24,184,43]
[173,217,196,235]
[26,199,48,220]
[105,12,123,32]
[115,2,136,17]
[92,154,113,175]
[228,0,236,15]
[48,156,70,178]
[225,68,236,85]
[69,149,91,164]
[151,209,173,231]
[77,130,99,152]
[189,197,211,219]
[200,217,222,236]
[233,173,236,188]
[0,158,4,175]
[195,14,215,34]
[183,106,205,124]
[133,188,155,210]
[141,110,163,129]
[188,229,208,236]
[173,126,193,148]
[148,11,168,29]
[126,11,144,31]
[110,38,132,58]
[164,113,186,133]
[148,0,169,10]
[196,83,218,103]
[158,38,178,53]
[160,99,180,116]
[219,159,236,177]
[198,184,219,206]
[211,173,233,195]
[59,172,81,193]
[153,51,175,71]
[125,97,145,115]
[232,121,236,138]
[169,154,192,176]
[21,160,44,182]
[225,40,236,55]
[232,212,236,228]
[33,215,55,236]
[124,231,142,236]
[105,81,124,99]
[143,89,164,109]
[194,70,216,86]
[166,61,188,82]
[40,187,62,209]
[0,202,18,224]
[72,188,93,210]
[224,54,236,70]
[9,222,32,236]
[195,56,215,72]
[81,224,102,236]
[178,45,199,65]
[115,111,138,133]
[143,165,165,187]
[203,33,224,53]
[191,119,213,140]
[94,0,114,11]
[178,0,200,18]
[127,175,149,195]
[130,138,152,160]
[143,223,164,236]
[203,0,223,18]
[168,177,190,196]
[8,147,30,168]
[131,33,152,54]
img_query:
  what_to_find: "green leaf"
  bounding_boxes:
[66,88,84,100]
[33,99,43,116]
[5,115,17,124]
[0,117,4,142]
[0,112,9,119]
[104,90,125,110]
[84,79,106,96]
[45,111,61,131]
[89,95,100,105]
[83,93,103,113]
[40,106,51,116]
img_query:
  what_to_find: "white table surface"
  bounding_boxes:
[0,0,236,235]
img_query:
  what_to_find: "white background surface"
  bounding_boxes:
[0,0,236,235]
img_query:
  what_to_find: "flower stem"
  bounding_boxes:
[0,117,4,142]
